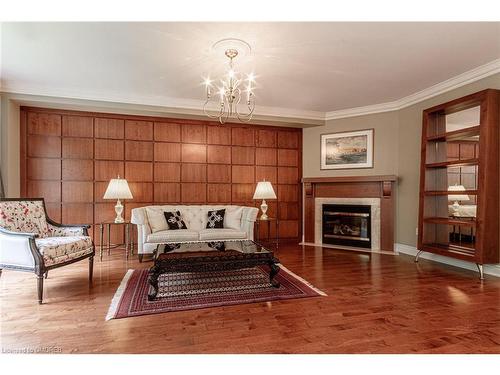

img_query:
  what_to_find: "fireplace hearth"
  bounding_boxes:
[322,204,371,248]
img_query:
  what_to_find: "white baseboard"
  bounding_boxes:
[395,243,500,278]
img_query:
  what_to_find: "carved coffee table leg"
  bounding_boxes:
[147,264,162,301]
[269,261,280,288]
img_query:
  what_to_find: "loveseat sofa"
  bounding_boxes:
[131,205,258,261]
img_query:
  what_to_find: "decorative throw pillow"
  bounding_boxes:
[163,211,187,230]
[206,209,225,229]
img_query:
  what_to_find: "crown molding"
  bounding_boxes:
[325,58,500,121]
[2,58,499,125]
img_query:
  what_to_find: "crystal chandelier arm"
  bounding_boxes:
[235,89,255,122]
[203,95,225,120]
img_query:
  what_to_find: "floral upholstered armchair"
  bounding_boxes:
[0,198,95,304]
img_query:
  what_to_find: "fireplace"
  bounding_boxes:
[322,204,371,248]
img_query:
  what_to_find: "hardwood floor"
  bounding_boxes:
[1,243,499,354]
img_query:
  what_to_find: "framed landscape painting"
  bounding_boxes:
[320,129,374,169]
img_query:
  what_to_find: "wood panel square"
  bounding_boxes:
[27,112,61,136]
[278,184,299,202]
[154,142,181,162]
[94,181,109,203]
[62,181,93,202]
[154,183,181,203]
[278,220,299,238]
[278,131,299,149]
[62,138,93,159]
[207,145,231,164]
[232,127,255,146]
[181,183,207,203]
[62,203,94,225]
[278,202,299,220]
[94,118,124,139]
[182,144,207,163]
[95,139,124,160]
[62,159,93,181]
[255,166,277,184]
[232,184,254,202]
[207,184,232,203]
[28,135,61,158]
[125,141,153,161]
[278,167,299,184]
[27,181,61,202]
[256,129,277,148]
[94,160,124,181]
[181,164,207,182]
[278,149,299,167]
[255,148,277,166]
[182,124,206,144]
[27,158,61,180]
[125,120,153,141]
[128,182,153,202]
[232,146,255,165]
[45,203,61,222]
[62,116,93,138]
[154,122,181,142]
[154,163,181,182]
[207,126,231,145]
[207,164,231,183]
[232,165,255,183]
[125,162,153,182]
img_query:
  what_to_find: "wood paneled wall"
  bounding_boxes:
[20,107,302,244]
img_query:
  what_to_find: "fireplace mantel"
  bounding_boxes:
[302,175,397,252]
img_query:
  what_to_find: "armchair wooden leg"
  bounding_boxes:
[37,275,44,304]
[44,271,48,279]
[138,254,144,263]
[89,256,94,283]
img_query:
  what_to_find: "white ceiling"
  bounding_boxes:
[1,22,499,121]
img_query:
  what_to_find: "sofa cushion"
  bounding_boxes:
[0,200,50,238]
[164,211,187,230]
[36,236,93,266]
[145,207,169,233]
[206,209,225,229]
[147,229,199,243]
[199,229,247,241]
[224,206,243,229]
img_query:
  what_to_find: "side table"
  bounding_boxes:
[255,217,279,248]
[98,221,134,261]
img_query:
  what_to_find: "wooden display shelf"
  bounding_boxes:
[423,217,476,227]
[424,190,478,196]
[425,158,479,169]
[426,125,480,141]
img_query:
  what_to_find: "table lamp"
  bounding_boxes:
[103,176,133,223]
[253,180,277,220]
[448,184,470,216]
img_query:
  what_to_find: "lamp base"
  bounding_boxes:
[114,199,125,223]
[259,199,269,220]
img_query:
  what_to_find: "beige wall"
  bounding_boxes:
[302,111,399,177]
[302,73,500,247]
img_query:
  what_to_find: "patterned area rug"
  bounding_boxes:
[106,265,326,320]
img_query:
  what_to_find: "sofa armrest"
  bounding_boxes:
[0,228,41,270]
[240,207,259,240]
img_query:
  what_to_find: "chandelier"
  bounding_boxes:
[203,38,256,124]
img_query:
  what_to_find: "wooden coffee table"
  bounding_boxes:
[147,240,280,301]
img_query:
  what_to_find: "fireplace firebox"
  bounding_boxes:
[322,204,371,248]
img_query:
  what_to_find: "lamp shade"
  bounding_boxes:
[253,181,277,200]
[448,184,470,201]
[103,178,133,200]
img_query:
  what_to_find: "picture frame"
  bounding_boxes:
[320,129,374,170]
